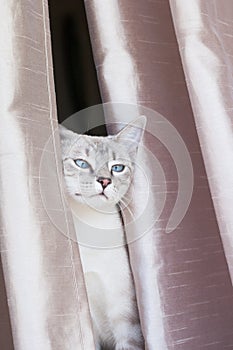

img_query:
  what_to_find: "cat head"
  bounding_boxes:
[59,117,146,210]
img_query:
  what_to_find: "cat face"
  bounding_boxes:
[59,118,145,210]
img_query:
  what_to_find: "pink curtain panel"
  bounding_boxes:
[0,0,232,349]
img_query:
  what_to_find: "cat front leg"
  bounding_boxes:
[116,347,142,350]
[113,321,144,350]
[115,341,144,350]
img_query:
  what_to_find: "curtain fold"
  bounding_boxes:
[0,258,14,349]
[170,0,233,281]
[0,0,94,349]
[85,0,233,349]
[1,0,233,349]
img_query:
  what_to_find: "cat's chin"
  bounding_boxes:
[71,193,119,210]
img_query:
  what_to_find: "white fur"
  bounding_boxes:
[70,198,143,349]
[60,118,146,349]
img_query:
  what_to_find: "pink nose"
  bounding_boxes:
[97,177,112,189]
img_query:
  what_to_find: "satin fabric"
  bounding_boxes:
[170,0,233,280]
[85,0,233,349]
[1,0,233,349]
[0,0,94,349]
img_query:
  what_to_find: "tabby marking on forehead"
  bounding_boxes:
[59,122,144,210]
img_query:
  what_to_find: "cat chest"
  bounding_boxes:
[79,245,130,275]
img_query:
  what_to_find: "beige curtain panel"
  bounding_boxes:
[0,0,233,349]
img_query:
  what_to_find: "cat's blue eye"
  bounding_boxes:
[74,159,90,169]
[111,164,125,173]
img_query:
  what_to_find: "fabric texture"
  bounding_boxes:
[84,0,233,349]
[0,0,233,349]
[0,0,94,349]
[170,0,233,280]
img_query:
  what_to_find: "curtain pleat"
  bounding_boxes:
[170,0,233,280]
[0,0,94,349]
[85,0,233,349]
[1,0,233,349]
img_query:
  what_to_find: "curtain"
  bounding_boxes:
[84,0,233,349]
[170,0,233,279]
[0,1,94,349]
[0,1,233,350]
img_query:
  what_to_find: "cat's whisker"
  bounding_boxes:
[122,193,135,203]
[119,198,136,221]
[60,120,145,349]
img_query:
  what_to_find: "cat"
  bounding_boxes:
[59,117,146,350]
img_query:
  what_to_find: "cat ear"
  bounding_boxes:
[58,124,76,156]
[115,116,146,149]
[59,124,75,141]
